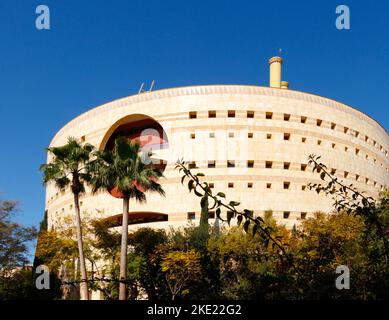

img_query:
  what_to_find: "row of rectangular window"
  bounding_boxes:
[191,130,384,153]
[190,160,302,169]
[193,160,318,172]
[206,181,291,190]
[189,132,386,169]
[208,181,306,189]
[207,179,380,189]
[188,111,388,156]
[187,211,307,220]
[187,211,223,220]
[191,131,368,146]
[189,160,381,187]
[282,212,307,220]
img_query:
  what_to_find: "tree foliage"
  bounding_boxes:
[29,146,389,300]
[89,137,165,200]
[40,137,95,300]
[308,154,389,265]
[88,136,166,300]
[161,249,202,300]
[0,200,37,273]
[0,199,37,300]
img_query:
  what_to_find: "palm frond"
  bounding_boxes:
[40,137,94,194]
[89,136,166,201]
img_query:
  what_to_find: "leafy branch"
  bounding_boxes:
[175,159,309,287]
[307,154,389,265]
[307,154,375,212]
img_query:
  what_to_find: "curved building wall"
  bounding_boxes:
[45,85,389,229]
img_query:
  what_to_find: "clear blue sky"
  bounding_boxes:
[0,0,388,230]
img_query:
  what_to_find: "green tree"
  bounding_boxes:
[90,224,168,299]
[308,154,389,265]
[35,215,116,300]
[91,219,121,261]
[292,211,365,299]
[207,212,292,300]
[128,228,168,299]
[40,137,94,300]
[89,137,165,300]
[0,200,37,273]
[0,269,34,300]
[0,200,38,300]
[161,249,201,300]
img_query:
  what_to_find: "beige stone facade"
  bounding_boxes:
[45,84,389,229]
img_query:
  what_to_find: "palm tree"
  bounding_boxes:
[89,136,165,300]
[40,137,94,300]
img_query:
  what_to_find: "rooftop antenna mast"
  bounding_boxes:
[138,80,155,94]
[149,80,155,92]
[138,82,145,94]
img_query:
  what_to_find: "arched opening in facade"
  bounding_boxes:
[99,114,169,152]
[99,114,169,225]
[100,113,168,175]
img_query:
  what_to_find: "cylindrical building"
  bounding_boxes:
[45,58,389,230]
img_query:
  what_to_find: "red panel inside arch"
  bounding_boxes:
[105,118,168,151]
